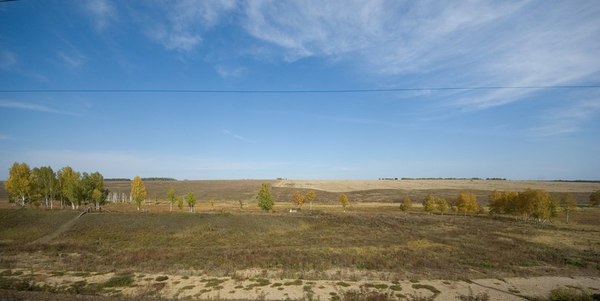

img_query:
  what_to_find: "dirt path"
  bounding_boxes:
[29,209,88,245]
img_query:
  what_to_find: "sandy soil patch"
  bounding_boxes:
[1,268,598,300]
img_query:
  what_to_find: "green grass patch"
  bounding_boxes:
[102,273,134,288]
[390,284,402,291]
[336,281,351,287]
[155,275,169,282]
[203,278,227,287]
[284,279,303,286]
[412,283,441,295]
[71,272,91,277]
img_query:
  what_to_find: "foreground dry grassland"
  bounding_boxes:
[1,179,599,300]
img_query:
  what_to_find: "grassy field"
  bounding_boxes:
[1,207,599,281]
[1,180,600,300]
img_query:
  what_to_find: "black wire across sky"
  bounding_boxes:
[0,85,599,94]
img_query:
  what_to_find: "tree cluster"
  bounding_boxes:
[422,192,480,215]
[4,162,107,210]
[422,194,450,215]
[489,189,560,222]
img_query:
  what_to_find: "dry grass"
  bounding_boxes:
[1,208,599,281]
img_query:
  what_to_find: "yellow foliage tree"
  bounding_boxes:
[517,189,552,221]
[400,196,412,213]
[590,190,600,207]
[4,162,32,207]
[291,191,305,208]
[560,192,577,224]
[423,194,437,214]
[306,191,317,210]
[130,176,147,211]
[339,193,349,212]
[436,197,450,215]
[455,192,480,216]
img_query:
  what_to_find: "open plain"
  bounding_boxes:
[1,179,599,300]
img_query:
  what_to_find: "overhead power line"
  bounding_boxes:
[0,85,599,94]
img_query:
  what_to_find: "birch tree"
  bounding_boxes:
[58,166,81,210]
[31,166,57,209]
[306,191,317,210]
[4,162,32,207]
[131,176,147,211]
[185,192,197,213]
[339,193,349,212]
[167,188,176,212]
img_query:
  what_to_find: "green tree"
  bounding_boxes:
[177,195,184,210]
[92,188,104,210]
[58,166,81,210]
[455,192,480,216]
[257,182,274,211]
[339,193,349,212]
[81,172,106,210]
[291,191,305,209]
[31,166,57,209]
[399,196,412,213]
[167,188,176,212]
[423,194,437,214]
[185,192,197,213]
[590,190,600,207]
[306,191,317,210]
[130,176,147,211]
[559,192,578,224]
[5,162,32,207]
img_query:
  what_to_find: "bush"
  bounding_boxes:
[456,288,490,301]
[548,287,597,301]
[342,287,393,301]
[102,273,134,288]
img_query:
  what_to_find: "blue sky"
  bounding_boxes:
[1,0,599,180]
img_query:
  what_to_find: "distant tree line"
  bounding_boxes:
[4,162,107,210]
[105,177,177,182]
[400,177,506,181]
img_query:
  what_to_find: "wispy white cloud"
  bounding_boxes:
[240,1,600,109]
[0,150,287,180]
[58,51,87,69]
[84,0,117,31]
[221,129,247,142]
[0,134,11,140]
[0,100,79,116]
[530,99,600,137]
[216,65,245,78]
[144,0,236,52]
[0,51,17,69]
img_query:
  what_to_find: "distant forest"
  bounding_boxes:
[105,177,177,182]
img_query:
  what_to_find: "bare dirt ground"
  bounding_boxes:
[273,179,600,193]
[1,268,598,301]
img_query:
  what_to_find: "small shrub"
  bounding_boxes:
[155,275,169,282]
[456,288,490,301]
[412,284,440,295]
[284,279,303,286]
[337,281,351,287]
[548,287,596,301]
[390,285,402,291]
[103,274,134,288]
[342,287,393,301]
